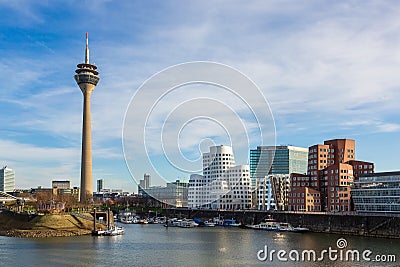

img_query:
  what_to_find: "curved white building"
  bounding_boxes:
[188,145,252,210]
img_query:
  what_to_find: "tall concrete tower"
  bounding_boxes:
[74,33,100,203]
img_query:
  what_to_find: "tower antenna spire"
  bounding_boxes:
[85,32,89,64]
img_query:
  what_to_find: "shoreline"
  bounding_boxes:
[0,211,96,238]
[0,229,92,238]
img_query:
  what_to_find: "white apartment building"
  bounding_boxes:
[188,145,252,210]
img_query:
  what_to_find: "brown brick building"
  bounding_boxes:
[288,138,374,212]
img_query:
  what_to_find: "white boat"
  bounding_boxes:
[212,217,224,226]
[246,218,280,231]
[291,226,310,233]
[120,216,133,224]
[276,222,293,232]
[247,218,309,233]
[105,226,125,236]
[204,221,216,227]
[164,218,198,228]
[92,229,106,236]
[132,216,147,224]
[118,211,134,224]
[177,220,198,228]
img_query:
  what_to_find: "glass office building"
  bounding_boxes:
[250,146,308,188]
[351,171,400,213]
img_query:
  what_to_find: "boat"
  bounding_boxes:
[291,226,310,233]
[119,214,133,224]
[212,217,224,226]
[223,219,241,227]
[212,217,241,227]
[276,222,293,232]
[104,226,125,236]
[177,220,198,228]
[132,216,147,224]
[246,217,309,233]
[164,218,198,228]
[204,221,216,227]
[92,229,106,236]
[246,217,280,231]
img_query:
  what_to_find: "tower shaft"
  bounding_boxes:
[74,32,99,203]
[80,88,94,203]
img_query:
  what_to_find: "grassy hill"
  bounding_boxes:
[0,210,103,238]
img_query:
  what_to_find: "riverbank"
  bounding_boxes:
[0,210,97,238]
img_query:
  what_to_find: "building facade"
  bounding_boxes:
[347,160,374,181]
[97,179,104,193]
[250,146,308,188]
[256,174,290,211]
[188,145,252,210]
[52,180,71,190]
[0,166,15,193]
[288,139,374,213]
[138,173,151,195]
[143,180,189,208]
[351,171,400,213]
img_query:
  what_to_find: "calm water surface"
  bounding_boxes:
[1,224,399,267]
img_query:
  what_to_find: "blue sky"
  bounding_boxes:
[1,1,399,192]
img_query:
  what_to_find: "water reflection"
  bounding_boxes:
[1,225,398,267]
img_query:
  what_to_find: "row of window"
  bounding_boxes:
[204,153,232,157]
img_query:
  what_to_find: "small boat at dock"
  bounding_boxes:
[104,226,125,236]
[246,217,309,233]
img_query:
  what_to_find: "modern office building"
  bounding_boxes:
[97,179,104,193]
[250,146,308,188]
[74,33,100,203]
[188,145,252,210]
[0,166,15,193]
[351,171,400,213]
[347,160,374,181]
[143,180,189,207]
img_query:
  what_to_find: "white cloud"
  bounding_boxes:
[1,1,400,188]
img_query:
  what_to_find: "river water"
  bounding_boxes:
[0,224,399,267]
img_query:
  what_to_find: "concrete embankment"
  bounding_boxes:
[0,210,98,238]
[162,209,400,239]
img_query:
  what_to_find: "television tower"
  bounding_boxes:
[74,33,100,203]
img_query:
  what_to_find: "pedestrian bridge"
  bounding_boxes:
[0,191,18,202]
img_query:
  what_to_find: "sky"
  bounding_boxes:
[0,1,399,193]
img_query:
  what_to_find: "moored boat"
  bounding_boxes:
[246,217,309,233]
[223,219,241,227]
[92,229,106,236]
[204,221,216,227]
[104,226,125,236]
[246,217,280,231]
[178,220,198,228]
[291,226,310,233]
